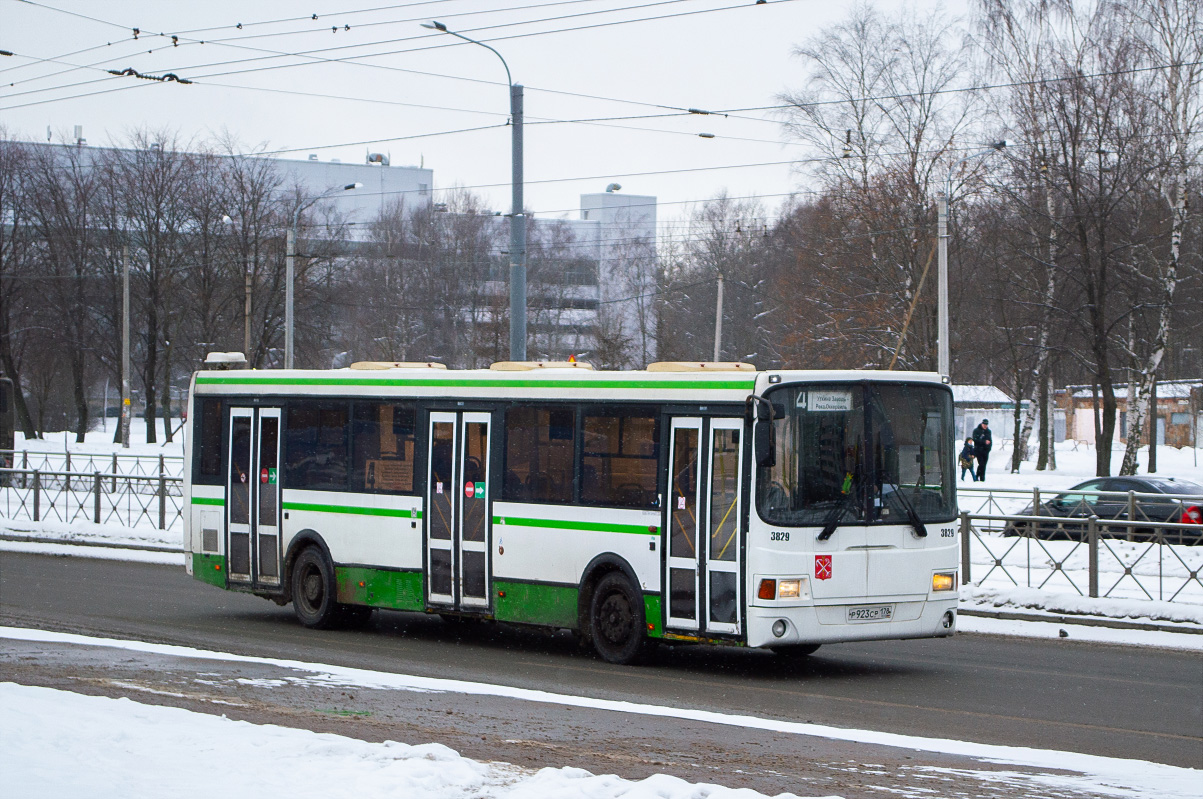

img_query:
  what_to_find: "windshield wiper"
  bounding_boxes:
[884,480,928,538]
[818,473,858,541]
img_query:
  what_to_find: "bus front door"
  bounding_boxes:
[226,406,282,589]
[425,411,492,611]
[665,417,744,637]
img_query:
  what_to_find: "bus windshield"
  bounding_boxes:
[756,382,955,526]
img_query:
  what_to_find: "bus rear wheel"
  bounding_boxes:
[291,547,345,629]
[589,572,647,665]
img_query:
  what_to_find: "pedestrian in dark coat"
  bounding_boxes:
[959,438,976,481]
[972,419,993,481]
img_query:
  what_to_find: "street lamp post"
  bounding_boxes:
[286,183,361,369]
[423,20,526,361]
[937,141,1007,378]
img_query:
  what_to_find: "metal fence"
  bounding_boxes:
[0,467,183,532]
[959,485,1203,527]
[1,449,185,480]
[960,511,1203,605]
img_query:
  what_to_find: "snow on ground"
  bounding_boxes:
[1,682,826,799]
[3,627,1201,799]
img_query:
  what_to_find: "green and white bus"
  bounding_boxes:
[184,360,960,663]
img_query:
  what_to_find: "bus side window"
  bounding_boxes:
[504,406,574,504]
[351,401,416,494]
[581,408,659,509]
[285,401,350,491]
[195,398,224,484]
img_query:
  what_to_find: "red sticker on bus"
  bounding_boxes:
[260,468,268,484]
[464,482,475,498]
[815,555,832,581]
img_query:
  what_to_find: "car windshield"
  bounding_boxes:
[756,382,956,526]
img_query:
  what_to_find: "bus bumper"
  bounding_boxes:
[745,595,959,649]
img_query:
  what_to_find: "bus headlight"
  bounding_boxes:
[772,619,788,637]
[777,579,802,598]
[932,572,957,592]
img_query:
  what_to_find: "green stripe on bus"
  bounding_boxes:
[191,496,225,506]
[492,580,664,638]
[493,515,657,535]
[494,581,578,628]
[191,552,227,588]
[644,594,663,639]
[283,501,422,519]
[195,375,754,391]
[335,566,423,611]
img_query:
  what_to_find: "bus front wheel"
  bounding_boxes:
[291,547,343,629]
[589,572,647,665]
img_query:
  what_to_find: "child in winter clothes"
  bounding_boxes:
[959,438,977,481]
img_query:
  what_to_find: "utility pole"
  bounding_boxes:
[421,21,525,360]
[937,192,949,378]
[121,245,130,449]
[938,141,1007,380]
[244,255,252,357]
[285,227,295,369]
[510,82,526,361]
[713,271,724,362]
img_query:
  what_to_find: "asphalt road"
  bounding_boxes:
[2,551,1200,778]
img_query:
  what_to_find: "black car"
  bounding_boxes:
[1003,476,1203,544]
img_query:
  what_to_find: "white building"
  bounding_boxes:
[276,153,432,230]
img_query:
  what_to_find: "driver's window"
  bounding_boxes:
[1059,480,1105,506]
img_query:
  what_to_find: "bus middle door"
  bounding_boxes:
[425,411,492,611]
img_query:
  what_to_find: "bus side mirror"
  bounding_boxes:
[747,395,775,468]
[755,421,775,468]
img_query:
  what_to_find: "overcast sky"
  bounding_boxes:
[1,0,958,227]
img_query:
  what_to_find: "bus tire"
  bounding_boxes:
[291,546,342,629]
[589,572,647,665]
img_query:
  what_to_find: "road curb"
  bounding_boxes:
[958,607,1203,635]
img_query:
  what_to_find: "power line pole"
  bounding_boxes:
[510,82,526,361]
[121,245,130,449]
[285,227,295,369]
[244,255,252,358]
[713,271,724,362]
[937,191,949,378]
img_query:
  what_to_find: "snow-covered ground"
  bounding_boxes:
[4,681,810,799]
[3,627,1200,799]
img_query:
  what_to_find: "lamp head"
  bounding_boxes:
[422,20,447,31]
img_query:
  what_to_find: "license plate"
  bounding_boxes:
[847,604,894,622]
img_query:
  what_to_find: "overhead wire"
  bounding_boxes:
[1,0,790,122]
